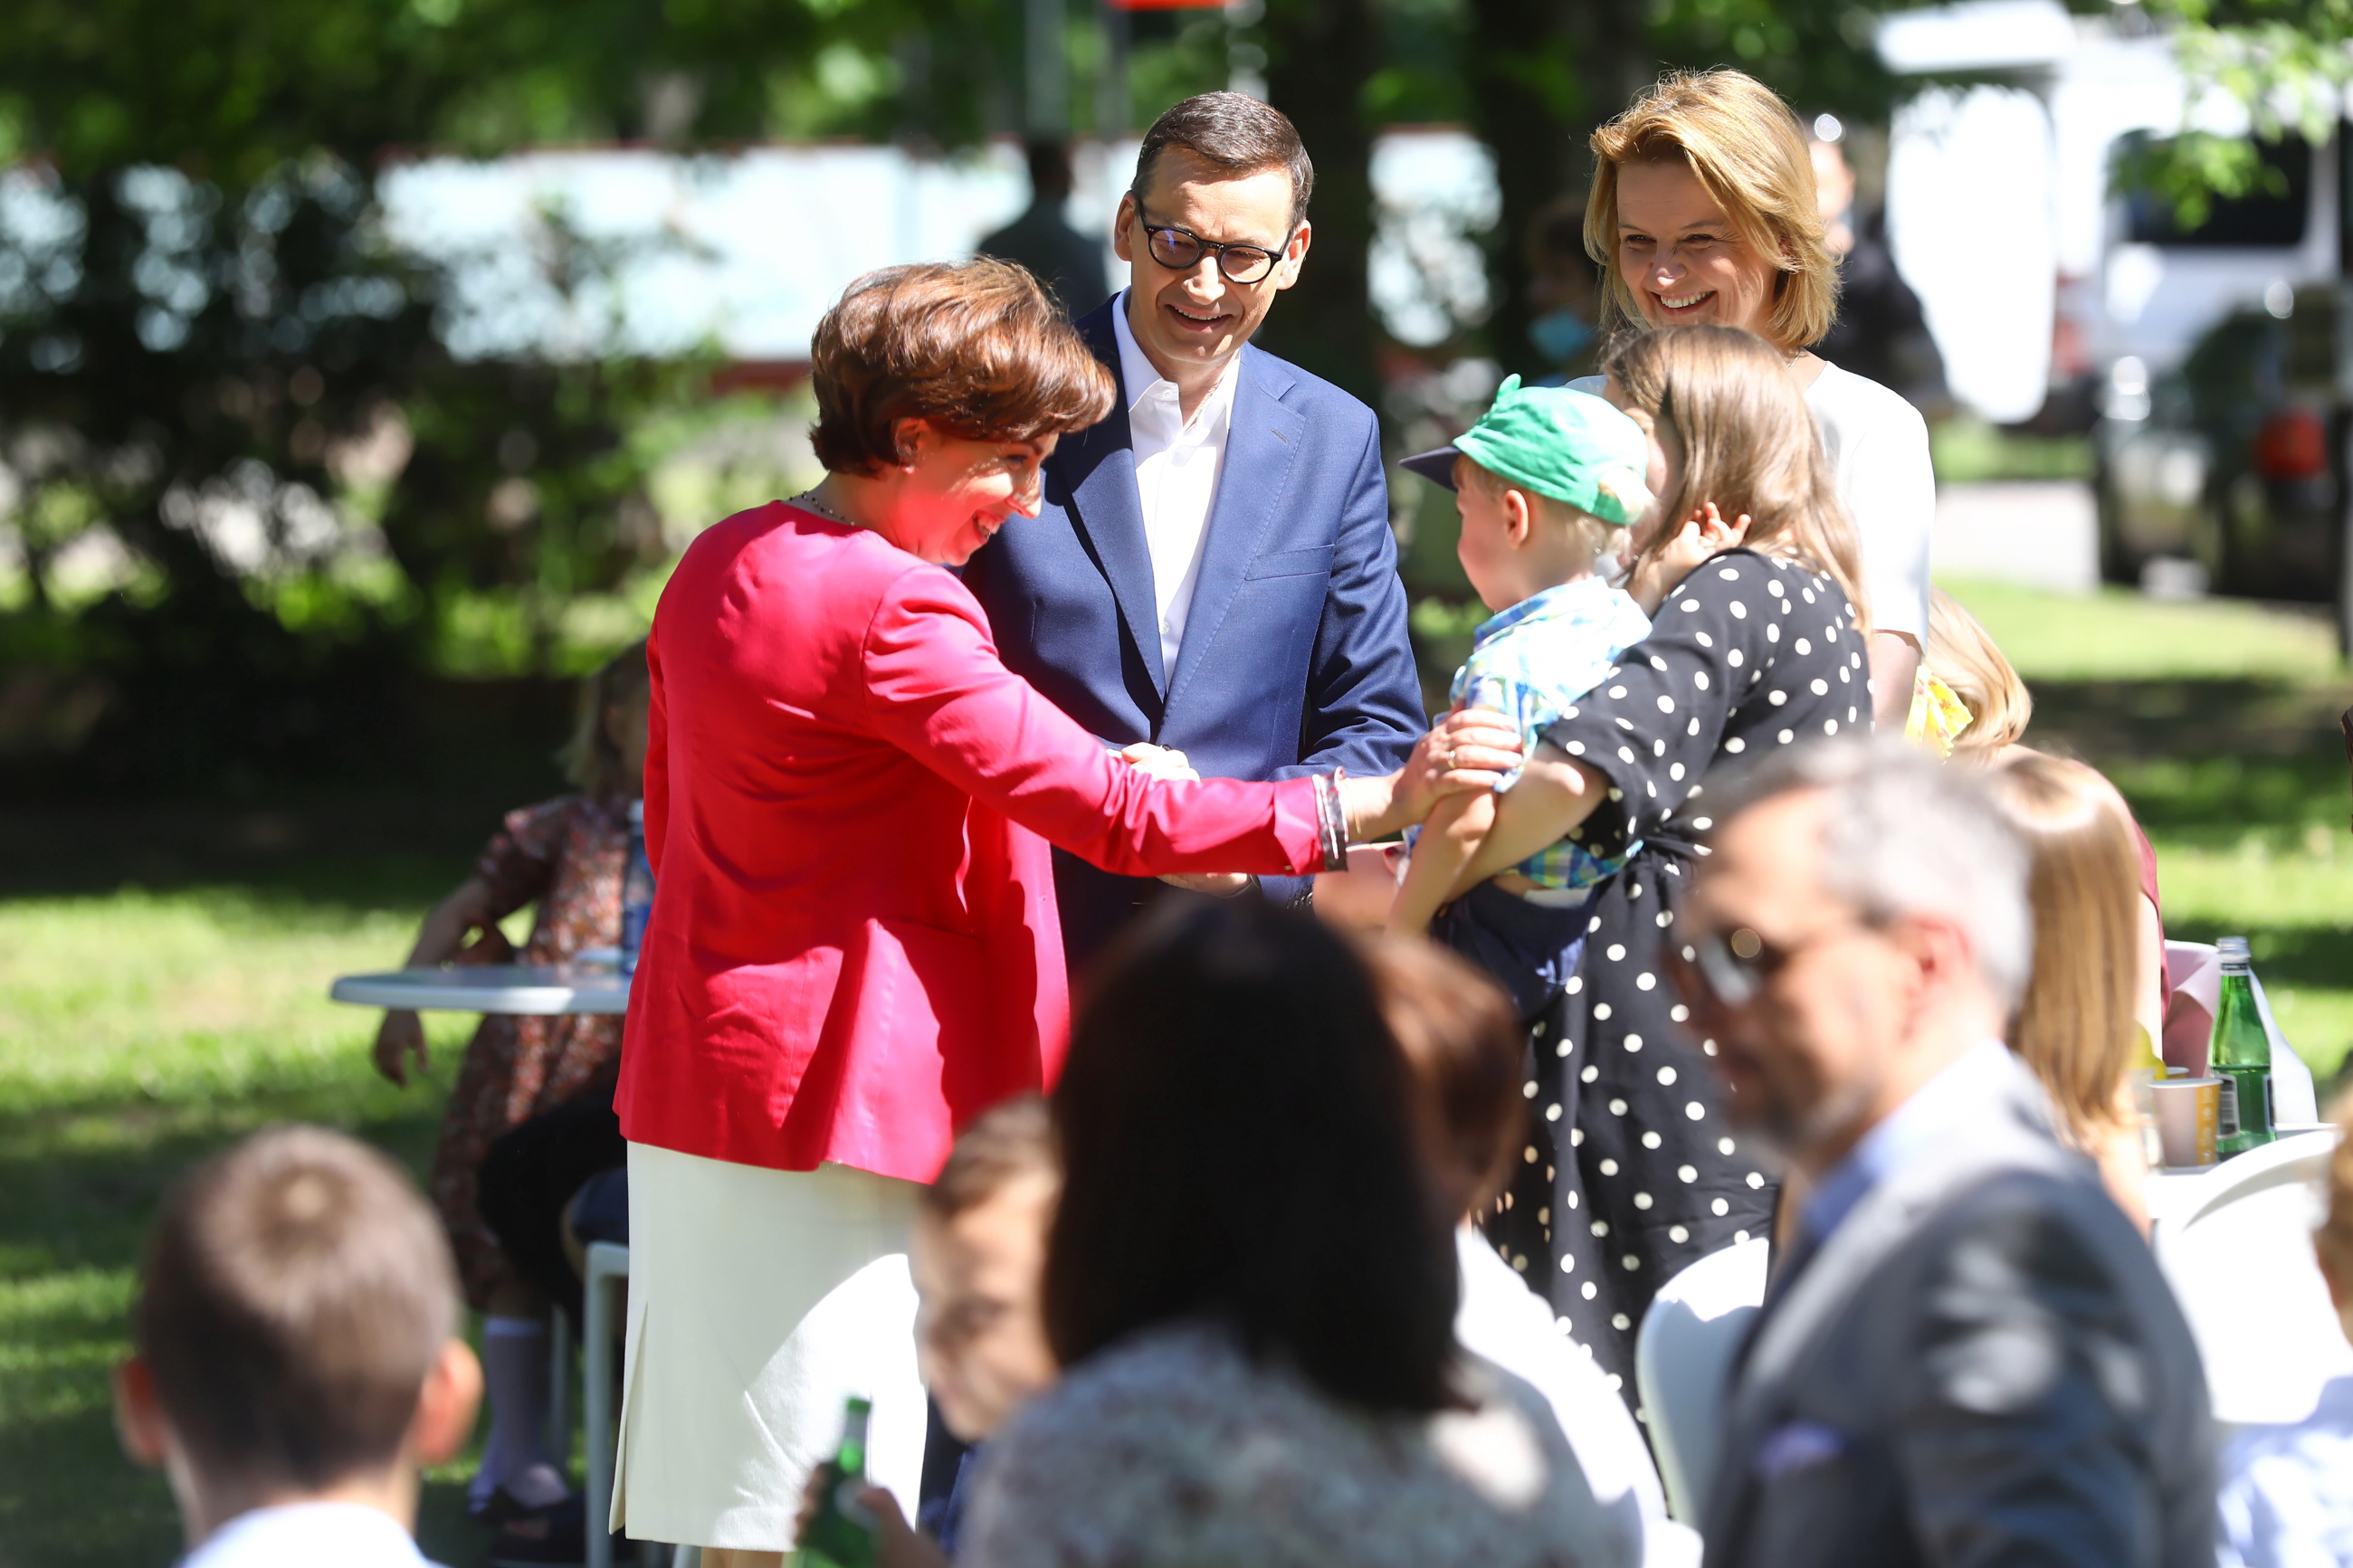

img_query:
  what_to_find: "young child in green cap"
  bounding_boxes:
[1386,377,1656,1009]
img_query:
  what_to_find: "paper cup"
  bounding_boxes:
[2152,1077,2221,1169]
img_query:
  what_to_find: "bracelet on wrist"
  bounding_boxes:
[1311,769,1350,873]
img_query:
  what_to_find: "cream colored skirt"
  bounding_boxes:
[613,1144,926,1551]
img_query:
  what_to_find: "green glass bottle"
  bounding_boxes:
[797,1396,877,1568]
[2209,936,2274,1158]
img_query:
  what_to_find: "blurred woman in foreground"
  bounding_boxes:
[962,898,1626,1567]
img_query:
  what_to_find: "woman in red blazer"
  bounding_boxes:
[609,261,1505,1562]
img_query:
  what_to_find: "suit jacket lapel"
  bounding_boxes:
[1058,302,1167,697]
[1166,346,1308,708]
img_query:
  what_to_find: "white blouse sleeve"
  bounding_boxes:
[1811,369,1935,644]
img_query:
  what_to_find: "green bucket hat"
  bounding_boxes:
[1399,375,1652,527]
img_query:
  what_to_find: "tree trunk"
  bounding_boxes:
[1463,0,1655,378]
[1259,0,1385,411]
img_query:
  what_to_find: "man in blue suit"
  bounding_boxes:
[965,91,1427,970]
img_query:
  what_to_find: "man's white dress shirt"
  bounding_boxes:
[180,1501,441,1568]
[1111,291,1241,676]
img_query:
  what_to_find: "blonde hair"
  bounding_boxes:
[1928,589,2034,763]
[557,639,651,798]
[1603,325,1865,626]
[1585,70,1839,353]
[1986,753,2139,1145]
[1453,454,1623,566]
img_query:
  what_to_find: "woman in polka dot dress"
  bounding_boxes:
[1455,326,1871,1396]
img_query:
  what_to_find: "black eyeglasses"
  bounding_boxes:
[1666,920,1866,1011]
[1131,202,1291,284]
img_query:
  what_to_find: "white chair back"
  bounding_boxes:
[1634,1237,1769,1525]
[2154,1128,2350,1425]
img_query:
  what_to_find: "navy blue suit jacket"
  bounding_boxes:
[963,296,1425,969]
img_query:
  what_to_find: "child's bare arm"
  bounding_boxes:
[372,878,498,1088]
[1386,788,1498,936]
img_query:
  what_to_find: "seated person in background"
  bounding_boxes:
[1384,381,1654,1003]
[111,1126,482,1568]
[2221,1092,2353,1567]
[1359,935,1699,1568]
[957,898,1633,1568]
[1929,589,2170,1070]
[801,1097,1062,1567]
[476,1093,627,1327]
[368,639,649,1532]
[1985,753,2159,1233]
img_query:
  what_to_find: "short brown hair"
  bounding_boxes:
[135,1126,460,1491]
[1586,70,1839,353]
[557,638,650,798]
[1358,936,1525,1213]
[1454,453,1622,567]
[921,1095,1058,1225]
[1132,91,1315,231]
[809,259,1116,476]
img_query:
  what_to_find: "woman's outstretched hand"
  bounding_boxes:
[1334,708,1523,848]
[1118,743,1253,894]
[1627,501,1750,613]
[1401,708,1523,819]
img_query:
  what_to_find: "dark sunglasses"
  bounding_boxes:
[1666,920,1865,1011]
[1131,202,1291,284]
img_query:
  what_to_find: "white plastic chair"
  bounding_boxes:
[584,1240,631,1568]
[546,1306,573,1457]
[2154,1129,2349,1426]
[1634,1237,1769,1525]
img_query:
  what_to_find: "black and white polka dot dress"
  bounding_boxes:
[1481,547,1867,1403]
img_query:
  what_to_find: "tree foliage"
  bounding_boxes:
[2135,0,2353,227]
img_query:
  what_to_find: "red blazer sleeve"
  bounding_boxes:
[860,566,1326,878]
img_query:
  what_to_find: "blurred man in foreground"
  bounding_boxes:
[1682,740,2213,1568]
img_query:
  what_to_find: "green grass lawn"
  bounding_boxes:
[1,578,2350,1565]
[0,888,494,1566]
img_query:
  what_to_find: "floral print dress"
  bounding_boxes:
[1482,549,1868,1403]
[428,794,628,1309]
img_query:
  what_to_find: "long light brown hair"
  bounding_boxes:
[557,639,650,799]
[1986,752,2139,1142]
[1928,589,2034,762]
[1584,69,1839,352]
[1604,325,1866,626]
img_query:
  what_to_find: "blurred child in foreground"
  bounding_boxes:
[369,640,648,1528]
[800,1097,1062,1567]
[113,1126,481,1568]
[2218,1094,2353,1566]
[1361,935,1697,1568]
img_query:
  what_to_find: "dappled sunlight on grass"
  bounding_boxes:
[0,887,489,1566]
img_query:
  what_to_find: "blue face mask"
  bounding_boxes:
[1530,308,1595,366]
